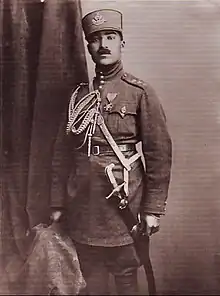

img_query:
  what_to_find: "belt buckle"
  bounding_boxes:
[92,145,100,156]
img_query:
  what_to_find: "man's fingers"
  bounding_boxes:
[144,214,160,236]
[145,225,160,236]
[150,225,160,235]
[146,224,160,236]
[51,211,62,222]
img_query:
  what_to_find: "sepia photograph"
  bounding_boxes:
[1,0,220,295]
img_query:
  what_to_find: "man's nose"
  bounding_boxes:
[100,36,108,48]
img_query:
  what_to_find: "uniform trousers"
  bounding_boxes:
[74,241,141,295]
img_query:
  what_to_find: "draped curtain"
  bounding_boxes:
[0,0,88,293]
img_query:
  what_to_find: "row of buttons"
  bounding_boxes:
[98,72,105,90]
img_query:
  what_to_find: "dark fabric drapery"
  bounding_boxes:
[26,0,88,228]
[0,0,88,293]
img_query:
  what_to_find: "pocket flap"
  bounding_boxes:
[109,104,137,118]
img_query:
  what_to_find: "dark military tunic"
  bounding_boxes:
[51,61,172,247]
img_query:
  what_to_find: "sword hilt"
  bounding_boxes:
[105,182,125,200]
[105,163,128,209]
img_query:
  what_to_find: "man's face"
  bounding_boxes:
[87,30,124,66]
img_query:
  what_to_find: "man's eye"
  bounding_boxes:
[90,36,99,42]
[107,35,115,40]
[92,38,99,42]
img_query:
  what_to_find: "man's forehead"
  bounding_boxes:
[91,30,119,37]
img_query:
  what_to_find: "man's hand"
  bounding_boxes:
[50,210,62,223]
[142,214,161,236]
[50,209,68,235]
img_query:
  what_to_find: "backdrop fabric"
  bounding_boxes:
[0,0,88,293]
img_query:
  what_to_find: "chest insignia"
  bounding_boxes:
[107,92,118,102]
[104,93,118,112]
[120,106,127,118]
[103,102,113,112]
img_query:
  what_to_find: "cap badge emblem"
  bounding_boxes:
[92,13,107,26]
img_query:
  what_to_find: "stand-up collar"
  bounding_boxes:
[96,60,123,80]
[94,60,124,91]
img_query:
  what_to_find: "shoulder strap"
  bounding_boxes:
[122,72,148,91]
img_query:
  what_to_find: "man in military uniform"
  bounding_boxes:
[50,9,172,295]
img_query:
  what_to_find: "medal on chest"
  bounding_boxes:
[103,93,118,112]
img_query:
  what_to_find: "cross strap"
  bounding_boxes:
[97,114,140,171]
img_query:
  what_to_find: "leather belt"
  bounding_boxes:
[80,143,136,156]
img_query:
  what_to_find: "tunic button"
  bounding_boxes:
[98,85,103,90]
[100,80,105,85]
[100,75,104,80]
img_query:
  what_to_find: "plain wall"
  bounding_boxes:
[81,0,220,295]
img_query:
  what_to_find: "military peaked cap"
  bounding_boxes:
[82,9,123,40]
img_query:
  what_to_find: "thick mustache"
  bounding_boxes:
[98,48,111,55]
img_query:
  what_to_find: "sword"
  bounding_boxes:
[105,163,128,209]
[105,163,157,295]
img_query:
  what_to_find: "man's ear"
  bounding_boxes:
[121,40,125,48]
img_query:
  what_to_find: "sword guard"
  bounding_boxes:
[105,182,128,210]
[106,182,125,200]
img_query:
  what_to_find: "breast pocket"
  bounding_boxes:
[106,104,138,137]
